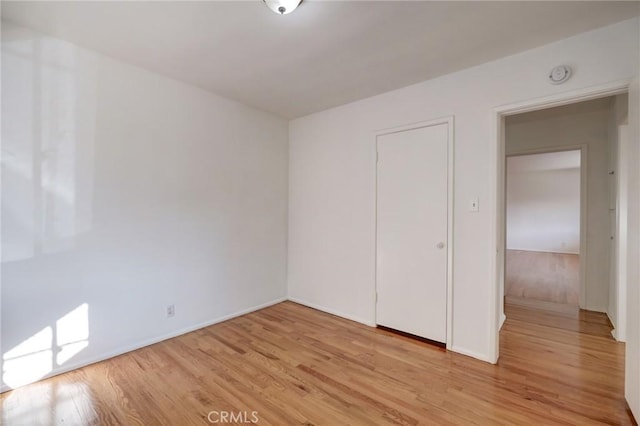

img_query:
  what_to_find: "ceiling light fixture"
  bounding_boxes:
[263,0,302,15]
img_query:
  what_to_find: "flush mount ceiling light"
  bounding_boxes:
[263,0,302,15]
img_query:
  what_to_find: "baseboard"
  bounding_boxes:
[506,247,579,255]
[625,401,638,426]
[288,298,496,364]
[449,345,495,364]
[608,313,627,342]
[0,296,287,394]
[499,312,507,330]
[287,297,376,327]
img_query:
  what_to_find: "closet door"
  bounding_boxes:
[376,123,448,342]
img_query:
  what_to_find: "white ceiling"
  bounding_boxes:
[2,1,639,119]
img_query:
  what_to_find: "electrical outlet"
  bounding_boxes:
[166,304,175,318]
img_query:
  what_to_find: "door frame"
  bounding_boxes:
[614,123,630,342]
[504,146,588,310]
[374,116,454,349]
[489,80,631,363]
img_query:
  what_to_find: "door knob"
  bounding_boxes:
[437,242,445,249]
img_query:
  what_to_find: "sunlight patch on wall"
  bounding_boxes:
[56,303,89,365]
[2,327,53,388]
[2,304,89,389]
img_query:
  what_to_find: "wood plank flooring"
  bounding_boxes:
[1,301,633,425]
[506,249,580,306]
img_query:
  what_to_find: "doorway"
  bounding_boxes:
[505,149,582,312]
[491,84,630,363]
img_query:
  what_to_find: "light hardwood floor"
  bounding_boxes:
[1,301,632,425]
[506,249,580,306]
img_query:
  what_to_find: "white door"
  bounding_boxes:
[376,123,448,343]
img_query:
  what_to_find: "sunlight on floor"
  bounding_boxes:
[1,381,96,425]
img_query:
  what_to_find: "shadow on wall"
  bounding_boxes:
[2,24,96,390]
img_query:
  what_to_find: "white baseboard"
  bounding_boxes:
[1,297,286,394]
[499,312,507,330]
[2,296,498,393]
[449,345,495,364]
[608,311,626,342]
[506,247,579,255]
[287,298,495,364]
[287,297,376,327]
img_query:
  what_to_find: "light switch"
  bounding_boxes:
[469,197,479,212]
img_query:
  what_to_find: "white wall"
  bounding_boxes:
[625,49,640,419]
[505,101,611,312]
[288,18,639,362]
[506,156,580,254]
[1,22,289,391]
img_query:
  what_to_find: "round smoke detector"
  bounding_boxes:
[548,65,572,85]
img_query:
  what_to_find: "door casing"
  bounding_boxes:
[490,80,631,363]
